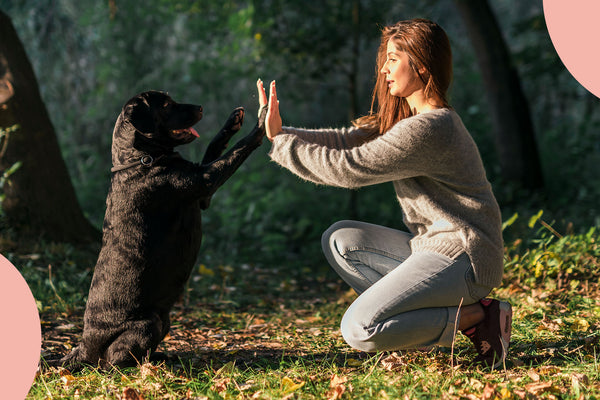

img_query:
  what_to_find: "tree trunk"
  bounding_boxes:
[347,0,361,220]
[453,0,544,190]
[0,10,99,244]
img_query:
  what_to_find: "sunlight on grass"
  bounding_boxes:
[8,219,600,399]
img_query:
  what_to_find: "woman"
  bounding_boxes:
[257,18,511,368]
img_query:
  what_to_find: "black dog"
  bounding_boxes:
[52,91,266,369]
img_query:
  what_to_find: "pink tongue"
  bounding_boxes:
[190,127,199,137]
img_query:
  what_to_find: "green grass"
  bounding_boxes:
[5,221,600,399]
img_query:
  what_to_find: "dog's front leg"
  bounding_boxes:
[194,106,266,208]
[201,107,245,164]
[188,108,266,201]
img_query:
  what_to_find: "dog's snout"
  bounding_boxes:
[180,103,202,119]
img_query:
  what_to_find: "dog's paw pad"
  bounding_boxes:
[227,107,245,131]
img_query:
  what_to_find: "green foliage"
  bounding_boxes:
[503,211,599,289]
[3,0,599,238]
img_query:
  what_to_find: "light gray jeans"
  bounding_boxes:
[321,220,492,352]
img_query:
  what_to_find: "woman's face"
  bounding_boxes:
[380,40,424,98]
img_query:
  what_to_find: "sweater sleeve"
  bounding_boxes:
[269,112,450,189]
[280,125,372,149]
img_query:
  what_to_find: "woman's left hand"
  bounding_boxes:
[257,79,282,142]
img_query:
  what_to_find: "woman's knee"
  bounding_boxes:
[340,308,378,353]
[321,220,364,256]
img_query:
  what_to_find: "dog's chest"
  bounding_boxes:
[104,179,203,246]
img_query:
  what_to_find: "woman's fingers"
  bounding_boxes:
[266,80,282,142]
[257,79,267,107]
[257,79,282,141]
[270,81,280,112]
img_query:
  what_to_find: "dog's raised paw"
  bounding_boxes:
[227,107,245,132]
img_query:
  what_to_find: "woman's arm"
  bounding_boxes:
[256,79,370,148]
[269,111,454,189]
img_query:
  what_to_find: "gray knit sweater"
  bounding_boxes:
[268,108,504,287]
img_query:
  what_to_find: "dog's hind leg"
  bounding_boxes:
[103,332,153,369]
[103,318,164,369]
[201,107,245,164]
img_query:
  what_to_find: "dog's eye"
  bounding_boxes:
[162,101,171,109]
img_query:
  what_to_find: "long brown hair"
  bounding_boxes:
[354,18,453,136]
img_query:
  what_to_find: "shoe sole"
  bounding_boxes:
[492,301,512,369]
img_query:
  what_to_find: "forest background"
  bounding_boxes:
[1,0,599,267]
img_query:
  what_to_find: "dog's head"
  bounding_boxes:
[112,91,203,166]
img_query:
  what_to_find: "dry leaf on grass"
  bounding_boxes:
[326,374,348,400]
[60,372,76,387]
[571,373,589,386]
[281,376,305,395]
[481,382,497,400]
[570,317,590,332]
[122,387,144,400]
[140,362,158,380]
[380,352,405,371]
[525,381,563,396]
[211,377,231,393]
[346,358,363,367]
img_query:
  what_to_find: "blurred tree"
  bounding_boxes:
[251,0,392,218]
[0,10,99,244]
[453,0,544,190]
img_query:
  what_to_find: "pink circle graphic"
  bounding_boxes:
[544,0,600,98]
[0,254,42,400]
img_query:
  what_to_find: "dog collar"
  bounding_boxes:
[111,154,165,173]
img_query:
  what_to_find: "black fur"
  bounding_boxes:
[50,91,266,370]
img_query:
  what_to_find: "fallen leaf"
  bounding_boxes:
[498,386,512,399]
[330,374,347,386]
[346,358,363,367]
[122,387,144,400]
[381,352,404,371]
[482,382,497,400]
[326,374,350,400]
[281,376,305,394]
[327,384,345,400]
[525,381,561,395]
[238,380,256,391]
[527,369,540,382]
[468,378,484,391]
[60,372,76,387]
[211,377,231,393]
[538,365,561,375]
[140,363,157,379]
[571,373,589,385]
[571,318,590,332]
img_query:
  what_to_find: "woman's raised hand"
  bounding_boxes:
[257,79,282,141]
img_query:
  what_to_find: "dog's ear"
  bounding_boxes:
[125,95,156,135]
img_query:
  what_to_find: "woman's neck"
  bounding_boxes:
[406,92,444,115]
